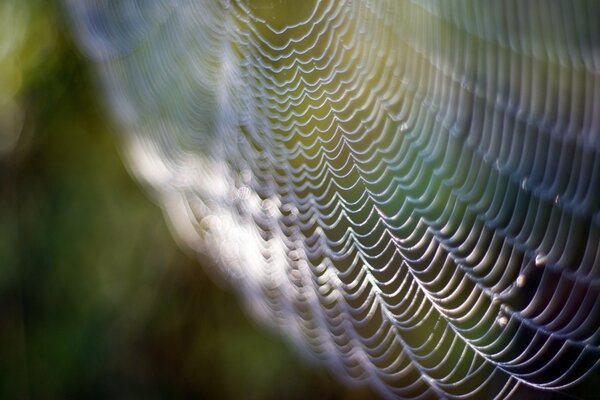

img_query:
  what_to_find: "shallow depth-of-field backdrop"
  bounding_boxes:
[0,1,377,399]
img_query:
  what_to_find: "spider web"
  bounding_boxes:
[67,1,600,398]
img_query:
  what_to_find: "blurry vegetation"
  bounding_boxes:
[0,1,377,399]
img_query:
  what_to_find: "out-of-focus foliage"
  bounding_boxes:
[0,0,54,155]
[0,1,377,399]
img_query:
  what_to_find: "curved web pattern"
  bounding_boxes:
[68,1,600,398]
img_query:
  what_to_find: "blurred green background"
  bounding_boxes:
[0,1,376,399]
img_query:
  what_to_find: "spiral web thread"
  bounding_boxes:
[68,1,600,398]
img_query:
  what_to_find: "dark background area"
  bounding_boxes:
[0,1,375,399]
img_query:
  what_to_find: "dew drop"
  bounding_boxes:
[491,293,500,304]
[289,250,300,261]
[535,253,546,267]
[261,198,273,209]
[497,314,509,327]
